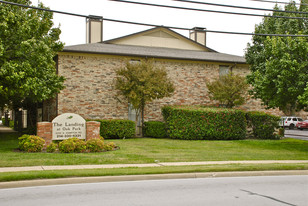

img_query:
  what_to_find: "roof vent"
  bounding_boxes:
[86,15,103,44]
[189,27,206,46]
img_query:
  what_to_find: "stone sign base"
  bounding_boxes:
[37,121,101,148]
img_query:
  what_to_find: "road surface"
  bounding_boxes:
[0,175,307,206]
[285,129,308,141]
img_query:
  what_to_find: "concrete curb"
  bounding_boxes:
[1,160,308,173]
[1,170,308,189]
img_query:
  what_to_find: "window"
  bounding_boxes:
[128,103,141,126]
[219,65,230,77]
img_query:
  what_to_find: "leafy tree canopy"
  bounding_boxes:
[0,0,64,109]
[206,73,249,108]
[114,59,175,136]
[245,0,308,115]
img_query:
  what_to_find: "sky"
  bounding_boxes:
[35,0,301,57]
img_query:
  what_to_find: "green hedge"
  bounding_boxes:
[1,118,14,128]
[144,121,167,138]
[162,106,246,140]
[246,111,280,139]
[93,119,136,139]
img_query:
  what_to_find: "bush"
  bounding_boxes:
[93,119,135,139]
[144,121,167,138]
[59,138,86,153]
[46,142,58,153]
[246,111,280,139]
[103,142,117,151]
[18,135,45,152]
[9,120,14,129]
[162,105,246,140]
[86,138,104,152]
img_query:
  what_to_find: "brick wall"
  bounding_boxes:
[37,121,101,148]
[52,53,306,121]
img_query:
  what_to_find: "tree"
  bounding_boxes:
[299,83,308,106]
[114,59,175,136]
[0,0,65,130]
[245,1,308,115]
[206,73,249,108]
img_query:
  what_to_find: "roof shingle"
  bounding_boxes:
[63,43,246,64]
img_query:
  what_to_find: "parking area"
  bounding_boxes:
[284,129,308,141]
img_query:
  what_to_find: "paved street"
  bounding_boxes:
[0,175,307,206]
[285,129,308,141]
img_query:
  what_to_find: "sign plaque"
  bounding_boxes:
[52,113,86,140]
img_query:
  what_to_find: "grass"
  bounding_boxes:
[0,133,308,167]
[1,163,308,182]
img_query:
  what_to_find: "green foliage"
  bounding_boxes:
[246,112,280,139]
[9,120,14,129]
[162,106,247,140]
[59,138,86,153]
[94,119,136,139]
[103,142,117,151]
[86,138,104,152]
[46,142,57,153]
[206,73,249,108]
[298,83,308,106]
[0,0,65,109]
[0,118,12,128]
[18,134,45,152]
[245,1,308,115]
[114,59,175,136]
[144,121,167,138]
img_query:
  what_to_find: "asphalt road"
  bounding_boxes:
[285,129,308,140]
[1,175,307,206]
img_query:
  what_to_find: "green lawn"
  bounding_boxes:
[1,163,308,182]
[0,133,308,167]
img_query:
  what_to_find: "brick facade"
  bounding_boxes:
[44,52,306,122]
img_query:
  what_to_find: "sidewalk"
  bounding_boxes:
[1,160,308,173]
[0,124,17,133]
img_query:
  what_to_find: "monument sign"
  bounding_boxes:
[52,113,86,140]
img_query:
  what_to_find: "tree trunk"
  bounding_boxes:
[17,109,22,133]
[4,112,9,127]
[141,103,145,137]
[283,104,296,116]
[135,108,140,137]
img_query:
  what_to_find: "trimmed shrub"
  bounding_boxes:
[103,142,117,151]
[59,138,86,153]
[18,135,45,152]
[46,142,58,153]
[9,120,14,129]
[144,121,167,138]
[246,111,280,139]
[86,139,104,152]
[162,105,246,140]
[93,119,135,139]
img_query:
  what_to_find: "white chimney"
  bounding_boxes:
[189,27,206,46]
[86,16,103,44]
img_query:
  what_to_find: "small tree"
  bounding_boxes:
[114,59,175,136]
[206,73,249,108]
